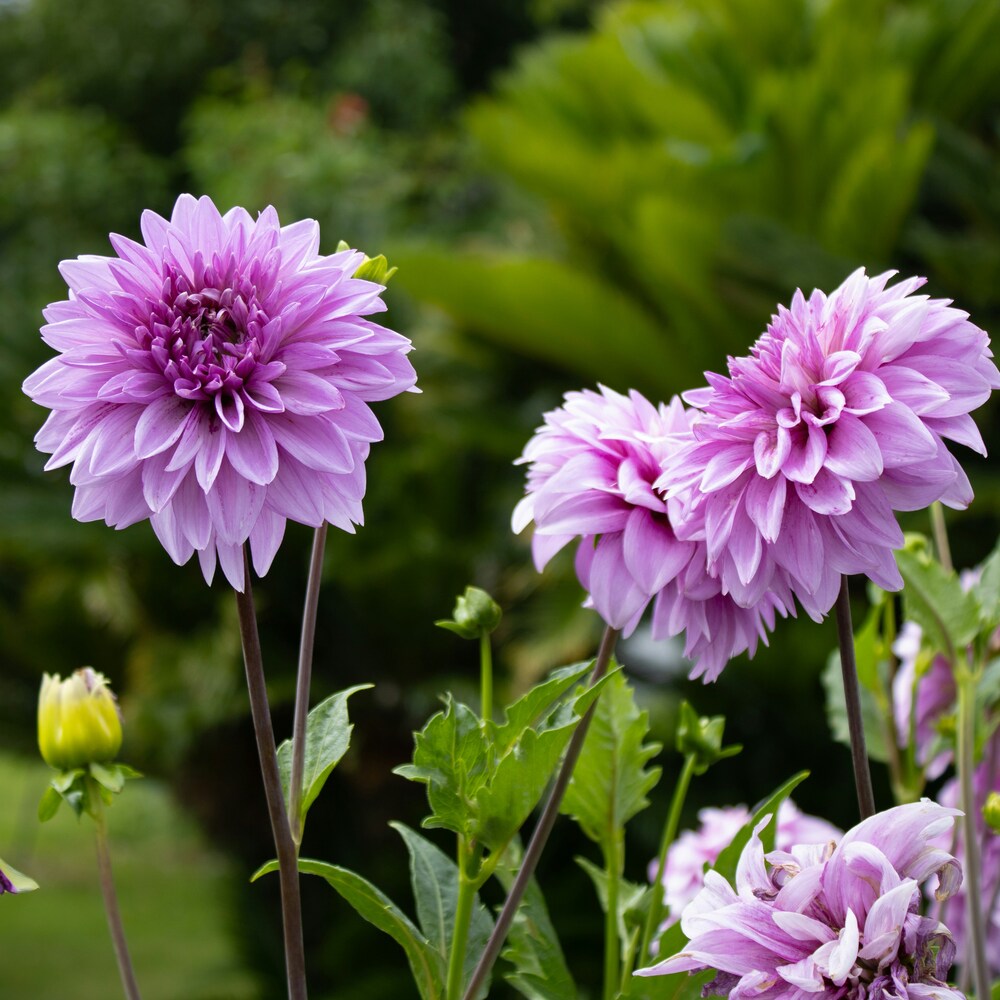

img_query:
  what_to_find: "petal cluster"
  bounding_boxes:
[650,800,841,929]
[638,801,965,1000]
[23,194,416,590]
[661,269,999,620]
[512,386,788,680]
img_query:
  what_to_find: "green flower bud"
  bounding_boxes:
[676,701,742,775]
[436,586,502,639]
[984,792,1000,835]
[38,669,123,771]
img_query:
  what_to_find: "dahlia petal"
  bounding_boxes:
[87,406,141,476]
[170,473,213,550]
[864,403,939,467]
[142,453,189,512]
[197,542,218,586]
[204,461,266,546]
[841,371,892,416]
[771,500,823,594]
[216,540,246,591]
[896,354,992,418]
[214,391,245,433]
[266,459,326,525]
[923,413,986,455]
[586,533,651,631]
[275,370,346,414]
[249,508,286,577]
[700,445,752,492]
[224,412,280,486]
[267,411,358,476]
[823,413,883,481]
[795,469,854,516]
[134,395,195,459]
[744,474,786,542]
[149,504,195,566]
[622,507,692,594]
[782,423,827,484]
[754,427,791,479]
[194,422,227,492]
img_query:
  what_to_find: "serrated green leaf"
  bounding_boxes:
[394,697,490,838]
[496,839,577,1000]
[821,653,890,763]
[277,684,372,832]
[896,538,981,659]
[474,666,603,849]
[978,545,1000,629]
[0,856,38,893]
[37,786,61,823]
[488,662,592,754]
[391,823,493,999]
[256,857,445,1000]
[561,668,662,849]
[711,772,810,887]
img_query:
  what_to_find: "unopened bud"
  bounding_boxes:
[436,586,502,639]
[38,669,123,771]
[984,792,1000,835]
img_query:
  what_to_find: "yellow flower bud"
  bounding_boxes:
[38,668,123,771]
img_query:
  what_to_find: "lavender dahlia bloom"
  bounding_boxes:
[638,800,966,1000]
[661,270,999,620]
[23,195,416,590]
[512,386,789,680]
[650,800,842,929]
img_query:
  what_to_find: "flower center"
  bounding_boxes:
[140,264,270,403]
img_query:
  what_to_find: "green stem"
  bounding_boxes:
[637,753,697,963]
[956,667,991,1000]
[447,841,478,1000]
[235,550,308,1000]
[461,625,620,1000]
[94,799,142,1000]
[834,576,877,820]
[603,835,622,1000]
[290,522,328,846]
[930,501,953,573]
[479,632,493,726]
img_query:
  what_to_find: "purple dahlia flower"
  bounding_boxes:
[23,194,416,590]
[661,270,999,620]
[638,800,966,1000]
[512,386,788,680]
[650,800,842,929]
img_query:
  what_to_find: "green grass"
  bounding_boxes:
[0,753,260,1000]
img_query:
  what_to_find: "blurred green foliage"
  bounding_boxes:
[1,0,999,993]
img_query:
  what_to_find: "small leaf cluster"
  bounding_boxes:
[396,662,608,852]
[38,761,141,822]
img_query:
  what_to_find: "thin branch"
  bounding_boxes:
[834,576,876,820]
[94,806,142,1000]
[235,549,308,1000]
[290,523,328,844]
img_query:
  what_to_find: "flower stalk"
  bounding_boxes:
[834,576,876,820]
[94,797,142,1000]
[446,839,478,1000]
[289,523,328,845]
[603,832,622,1000]
[462,625,620,1000]
[479,632,493,727]
[956,664,990,1000]
[637,752,697,963]
[235,549,308,1000]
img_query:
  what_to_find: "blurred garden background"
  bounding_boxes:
[1,0,999,995]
